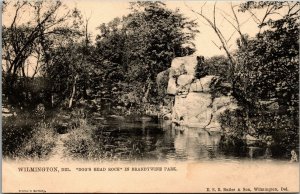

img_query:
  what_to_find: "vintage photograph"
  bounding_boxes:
[2,0,299,193]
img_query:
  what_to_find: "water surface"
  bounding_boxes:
[88,117,282,162]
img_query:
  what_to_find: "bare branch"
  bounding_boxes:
[211,40,222,50]
[217,7,235,21]
[184,1,237,71]
[240,15,254,26]
[213,2,217,27]
[260,4,274,27]
[246,9,261,24]
[231,2,241,30]
[287,2,299,15]
[200,1,207,15]
[11,1,62,72]
[221,13,239,32]
[43,10,71,30]
[289,9,300,17]
[31,62,41,79]
[10,1,27,29]
[226,30,236,43]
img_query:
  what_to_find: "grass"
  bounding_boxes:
[18,122,57,160]
[2,107,95,160]
[2,111,57,160]
[63,121,146,161]
[63,125,104,160]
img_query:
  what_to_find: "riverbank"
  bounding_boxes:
[3,107,297,162]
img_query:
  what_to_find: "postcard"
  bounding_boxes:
[2,0,299,193]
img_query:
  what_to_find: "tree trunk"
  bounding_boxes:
[69,74,79,108]
[142,78,152,103]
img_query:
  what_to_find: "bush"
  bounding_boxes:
[2,110,57,159]
[19,122,56,160]
[2,112,36,158]
[201,55,231,81]
[194,56,208,79]
[218,109,247,138]
[63,123,102,160]
[218,107,299,157]
[63,122,147,161]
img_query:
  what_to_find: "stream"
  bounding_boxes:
[78,116,286,162]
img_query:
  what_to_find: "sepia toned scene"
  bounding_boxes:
[2,0,299,166]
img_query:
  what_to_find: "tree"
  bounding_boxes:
[235,1,299,107]
[239,1,300,34]
[186,1,299,107]
[2,0,83,105]
[124,1,198,79]
[185,2,242,72]
[234,2,299,150]
[187,1,299,151]
[40,15,96,108]
[92,1,199,112]
[184,2,256,108]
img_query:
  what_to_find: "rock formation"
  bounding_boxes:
[157,55,238,132]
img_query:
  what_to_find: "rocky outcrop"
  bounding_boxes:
[167,77,177,95]
[172,93,212,127]
[171,55,198,75]
[190,75,217,92]
[158,55,238,132]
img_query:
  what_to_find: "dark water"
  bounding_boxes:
[90,117,281,162]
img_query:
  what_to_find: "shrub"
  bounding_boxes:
[63,122,147,161]
[2,110,57,159]
[218,109,247,138]
[19,122,57,160]
[218,107,299,157]
[63,123,102,160]
[2,112,36,158]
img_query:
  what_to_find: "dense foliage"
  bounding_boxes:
[228,2,299,152]
[234,14,299,107]
[89,2,198,114]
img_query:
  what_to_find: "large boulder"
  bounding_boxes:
[205,96,238,131]
[169,64,187,78]
[190,75,218,93]
[172,93,212,127]
[189,79,203,92]
[171,55,198,75]
[167,74,194,95]
[158,55,238,132]
[167,77,177,95]
[170,83,238,131]
[177,74,194,86]
[166,55,200,95]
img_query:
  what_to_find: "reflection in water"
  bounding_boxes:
[172,125,221,161]
[89,119,275,162]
